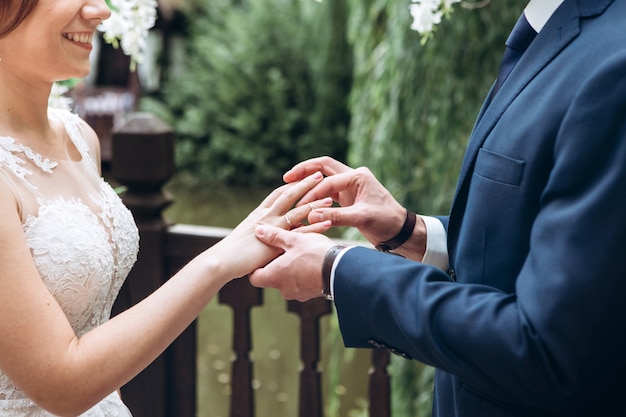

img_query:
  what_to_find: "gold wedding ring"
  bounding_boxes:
[308,203,315,211]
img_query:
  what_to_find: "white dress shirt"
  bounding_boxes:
[525,0,564,32]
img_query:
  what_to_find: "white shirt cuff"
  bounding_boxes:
[329,246,354,299]
[420,215,449,271]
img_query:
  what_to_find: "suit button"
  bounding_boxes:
[368,339,383,349]
[389,347,411,360]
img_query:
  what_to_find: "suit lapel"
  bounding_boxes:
[449,0,582,208]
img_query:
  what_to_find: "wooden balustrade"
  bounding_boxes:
[109,113,391,417]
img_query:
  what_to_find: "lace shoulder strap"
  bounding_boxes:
[0,136,58,189]
[0,110,98,189]
[48,108,98,170]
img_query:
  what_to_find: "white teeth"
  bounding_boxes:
[62,33,93,44]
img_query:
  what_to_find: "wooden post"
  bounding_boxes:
[287,298,333,417]
[369,349,391,417]
[219,278,263,417]
[111,112,175,417]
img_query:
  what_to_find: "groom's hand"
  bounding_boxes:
[249,225,335,302]
[284,156,407,248]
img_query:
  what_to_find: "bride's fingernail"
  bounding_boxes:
[311,171,323,180]
[322,197,333,206]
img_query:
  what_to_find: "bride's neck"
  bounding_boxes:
[0,74,54,139]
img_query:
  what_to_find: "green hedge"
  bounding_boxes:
[143,0,351,186]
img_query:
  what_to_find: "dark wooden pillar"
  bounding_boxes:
[219,278,263,417]
[369,349,391,417]
[111,113,175,417]
[287,299,333,417]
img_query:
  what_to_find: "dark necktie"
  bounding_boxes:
[491,13,537,97]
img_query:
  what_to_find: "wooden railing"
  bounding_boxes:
[109,113,391,417]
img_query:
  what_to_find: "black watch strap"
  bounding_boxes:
[321,244,348,300]
[375,210,417,252]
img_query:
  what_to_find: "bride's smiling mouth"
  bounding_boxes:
[62,32,95,49]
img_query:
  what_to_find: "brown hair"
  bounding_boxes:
[0,0,39,39]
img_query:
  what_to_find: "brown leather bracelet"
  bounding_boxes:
[321,244,348,300]
[375,209,417,252]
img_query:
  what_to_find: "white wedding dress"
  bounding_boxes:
[0,109,140,416]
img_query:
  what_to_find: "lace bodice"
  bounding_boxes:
[0,109,139,416]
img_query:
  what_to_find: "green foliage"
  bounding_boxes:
[346,0,526,215]
[390,358,435,417]
[144,0,351,186]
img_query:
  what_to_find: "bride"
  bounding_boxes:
[0,0,331,415]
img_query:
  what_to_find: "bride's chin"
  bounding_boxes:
[73,66,92,79]
[60,63,92,80]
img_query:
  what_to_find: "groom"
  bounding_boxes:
[250,0,626,416]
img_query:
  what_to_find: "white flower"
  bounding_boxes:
[409,0,461,36]
[99,0,158,70]
[48,83,74,111]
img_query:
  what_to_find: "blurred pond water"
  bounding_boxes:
[163,176,371,417]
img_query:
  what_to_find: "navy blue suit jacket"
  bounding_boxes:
[333,0,626,415]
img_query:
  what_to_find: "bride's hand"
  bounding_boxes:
[207,172,333,280]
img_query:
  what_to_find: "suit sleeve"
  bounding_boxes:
[333,50,626,414]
